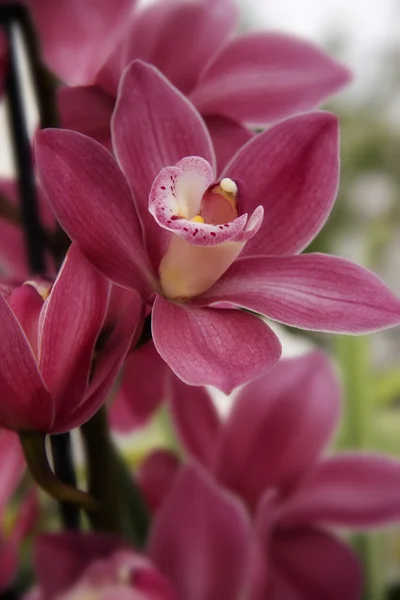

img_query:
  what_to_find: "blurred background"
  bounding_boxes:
[0,0,399,598]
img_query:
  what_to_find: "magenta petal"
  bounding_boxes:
[110,342,167,433]
[0,535,18,593]
[270,528,361,600]
[169,376,221,468]
[34,533,126,598]
[191,32,351,124]
[214,352,340,509]
[29,0,136,85]
[64,293,143,432]
[0,294,52,432]
[200,254,400,333]
[137,449,180,512]
[36,128,153,293]
[205,115,254,174]
[112,60,215,268]
[8,284,43,354]
[280,453,400,529]
[152,296,281,393]
[149,464,252,600]
[58,85,114,150]
[223,111,339,256]
[39,246,109,426]
[125,0,238,95]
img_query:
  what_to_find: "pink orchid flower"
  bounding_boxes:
[27,535,177,600]
[58,0,351,169]
[36,61,400,393]
[140,351,400,599]
[0,244,142,433]
[0,429,37,592]
[27,464,258,600]
[13,0,137,86]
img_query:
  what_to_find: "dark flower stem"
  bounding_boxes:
[0,4,78,530]
[81,406,150,546]
[50,434,81,529]
[3,17,45,274]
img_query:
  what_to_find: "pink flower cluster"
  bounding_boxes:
[0,0,400,598]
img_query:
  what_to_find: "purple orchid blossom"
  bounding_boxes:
[35,61,400,393]
[0,245,142,433]
[140,351,400,599]
[57,0,351,169]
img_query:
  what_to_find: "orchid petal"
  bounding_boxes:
[152,296,281,393]
[169,377,221,468]
[61,293,143,432]
[112,60,215,268]
[8,284,43,355]
[28,0,136,85]
[157,210,262,299]
[34,533,126,598]
[149,464,252,600]
[137,449,180,512]
[39,246,109,426]
[150,159,262,249]
[0,294,52,432]
[214,352,340,509]
[0,535,18,593]
[58,85,114,151]
[191,32,351,124]
[269,528,361,600]
[205,116,254,174]
[35,128,153,293]
[199,254,400,333]
[124,0,238,95]
[222,111,339,256]
[280,453,400,529]
[110,342,167,433]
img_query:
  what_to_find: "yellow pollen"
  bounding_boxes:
[211,178,238,211]
[220,178,237,196]
[191,215,205,223]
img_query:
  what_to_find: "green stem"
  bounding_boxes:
[334,335,384,600]
[19,431,97,510]
[81,406,150,546]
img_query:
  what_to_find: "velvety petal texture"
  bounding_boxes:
[0,291,52,431]
[152,296,281,393]
[124,0,238,95]
[222,111,339,256]
[190,32,351,124]
[58,85,115,150]
[280,454,400,528]
[199,254,400,333]
[269,528,362,600]
[112,60,215,267]
[169,377,221,468]
[110,342,167,433]
[35,128,154,294]
[204,115,254,174]
[28,0,136,85]
[39,245,109,417]
[213,352,340,509]
[57,292,143,433]
[138,449,180,512]
[149,464,253,600]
